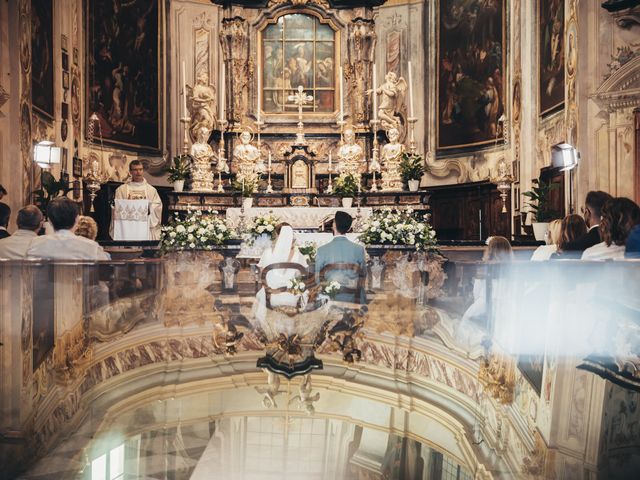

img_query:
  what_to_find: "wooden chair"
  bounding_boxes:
[319,262,366,304]
[260,262,312,310]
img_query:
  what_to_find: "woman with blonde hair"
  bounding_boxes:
[530,219,562,261]
[483,236,514,262]
[74,215,98,241]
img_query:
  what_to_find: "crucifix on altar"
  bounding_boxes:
[288,85,314,146]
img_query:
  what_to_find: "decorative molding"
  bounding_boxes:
[593,56,640,112]
[478,352,516,404]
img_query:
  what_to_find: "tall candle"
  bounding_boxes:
[372,64,377,121]
[182,61,187,117]
[257,62,261,123]
[242,177,245,193]
[408,61,414,119]
[329,151,332,171]
[268,151,272,170]
[220,63,225,119]
[339,66,344,123]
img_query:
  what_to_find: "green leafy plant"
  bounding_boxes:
[232,176,258,197]
[333,173,358,198]
[522,178,560,223]
[166,154,192,183]
[33,171,70,213]
[399,153,425,182]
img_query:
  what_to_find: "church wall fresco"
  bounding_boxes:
[85,0,162,152]
[539,0,565,117]
[436,0,505,151]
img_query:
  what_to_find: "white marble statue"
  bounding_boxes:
[380,127,404,191]
[255,369,282,409]
[190,126,215,191]
[369,71,407,133]
[187,71,216,142]
[288,374,320,415]
[336,128,364,180]
[233,129,264,183]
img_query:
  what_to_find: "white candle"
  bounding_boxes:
[182,61,187,117]
[257,62,261,123]
[220,63,225,119]
[408,61,414,119]
[339,66,344,123]
[329,151,332,171]
[372,63,377,121]
[242,177,245,193]
[268,151,272,170]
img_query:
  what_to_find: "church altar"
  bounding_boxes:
[226,207,372,230]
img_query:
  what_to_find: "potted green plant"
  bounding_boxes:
[522,178,560,241]
[400,152,425,192]
[166,154,191,192]
[232,176,258,209]
[333,173,358,208]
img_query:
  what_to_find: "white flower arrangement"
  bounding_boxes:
[286,276,306,295]
[322,281,341,299]
[359,208,438,251]
[160,210,235,254]
[298,241,317,261]
[249,213,280,240]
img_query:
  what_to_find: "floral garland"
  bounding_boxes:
[160,210,235,253]
[249,213,280,239]
[358,208,438,251]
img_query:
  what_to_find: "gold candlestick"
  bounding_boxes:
[370,118,380,191]
[266,164,273,193]
[217,118,228,193]
[407,117,418,155]
[181,116,191,154]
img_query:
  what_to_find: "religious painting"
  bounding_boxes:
[437,0,506,151]
[518,354,544,396]
[262,13,336,114]
[31,0,54,119]
[85,0,161,151]
[539,0,565,116]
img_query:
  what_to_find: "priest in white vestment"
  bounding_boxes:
[111,160,163,240]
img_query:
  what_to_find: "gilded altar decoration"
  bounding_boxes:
[371,71,407,135]
[190,126,215,192]
[261,13,336,114]
[220,16,250,124]
[233,129,263,184]
[187,71,217,142]
[479,352,516,404]
[380,127,404,191]
[347,17,377,124]
[336,128,364,180]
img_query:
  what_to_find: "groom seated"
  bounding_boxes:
[315,211,366,304]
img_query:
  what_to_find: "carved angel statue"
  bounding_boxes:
[368,71,407,133]
[255,369,282,409]
[336,128,364,180]
[187,71,217,142]
[288,374,320,415]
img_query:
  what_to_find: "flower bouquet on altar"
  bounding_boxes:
[248,213,280,240]
[359,208,438,251]
[160,210,235,254]
[298,241,317,262]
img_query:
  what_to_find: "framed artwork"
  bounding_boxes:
[86,0,162,151]
[539,0,565,116]
[261,13,337,114]
[518,354,544,396]
[31,0,54,119]
[437,0,506,151]
[72,155,83,177]
[62,71,70,90]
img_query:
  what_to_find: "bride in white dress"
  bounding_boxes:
[252,225,308,327]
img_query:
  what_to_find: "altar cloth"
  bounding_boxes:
[226,207,372,230]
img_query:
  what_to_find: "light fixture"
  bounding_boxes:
[551,143,580,171]
[493,157,513,214]
[33,141,62,169]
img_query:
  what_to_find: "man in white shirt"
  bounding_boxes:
[111,160,163,240]
[27,197,110,261]
[0,205,43,259]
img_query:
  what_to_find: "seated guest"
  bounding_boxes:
[564,191,612,251]
[582,197,640,261]
[550,214,588,260]
[315,211,366,303]
[625,223,640,259]
[75,215,99,241]
[0,202,10,239]
[27,197,110,260]
[458,236,512,343]
[530,219,562,261]
[0,205,43,259]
